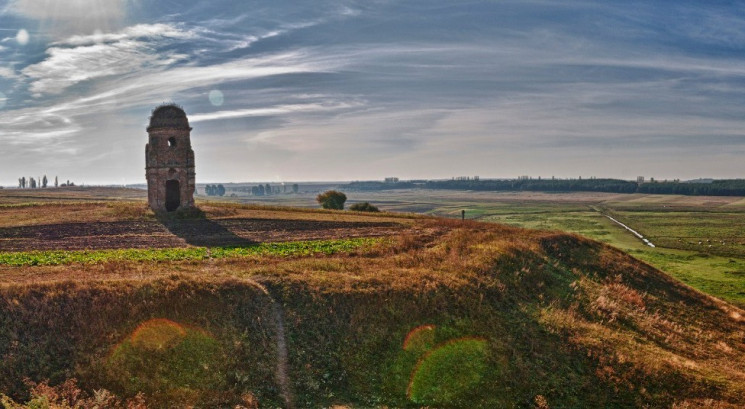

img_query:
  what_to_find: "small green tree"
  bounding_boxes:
[292,183,299,193]
[316,190,347,210]
[217,184,226,196]
[350,202,379,212]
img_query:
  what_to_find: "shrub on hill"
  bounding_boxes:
[349,202,380,212]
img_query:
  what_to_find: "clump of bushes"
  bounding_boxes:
[349,202,380,212]
[0,379,146,409]
[316,190,347,210]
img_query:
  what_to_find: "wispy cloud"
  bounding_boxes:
[190,101,361,123]
[22,23,193,96]
[59,23,195,47]
[0,106,81,153]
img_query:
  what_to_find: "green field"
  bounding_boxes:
[489,207,745,306]
[0,237,381,266]
[440,193,745,307]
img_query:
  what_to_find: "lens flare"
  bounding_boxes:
[16,29,29,45]
[402,324,436,353]
[407,337,489,405]
[129,318,187,350]
[209,90,224,106]
[107,318,222,403]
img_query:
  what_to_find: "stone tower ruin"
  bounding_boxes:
[145,104,195,212]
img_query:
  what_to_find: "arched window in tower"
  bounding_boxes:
[168,137,177,148]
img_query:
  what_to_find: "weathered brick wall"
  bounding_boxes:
[145,124,195,212]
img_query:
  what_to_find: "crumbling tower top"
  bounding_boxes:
[148,104,192,131]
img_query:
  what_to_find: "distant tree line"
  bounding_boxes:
[17,175,72,188]
[424,178,639,193]
[250,183,299,196]
[344,178,745,196]
[205,184,225,196]
[636,180,745,196]
[203,183,300,197]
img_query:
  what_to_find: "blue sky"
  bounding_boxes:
[0,0,744,185]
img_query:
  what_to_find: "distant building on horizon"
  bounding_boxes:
[145,104,196,212]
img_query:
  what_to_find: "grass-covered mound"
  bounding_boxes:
[0,217,744,408]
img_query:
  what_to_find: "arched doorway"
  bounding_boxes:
[165,180,180,212]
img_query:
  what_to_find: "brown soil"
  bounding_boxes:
[0,218,403,251]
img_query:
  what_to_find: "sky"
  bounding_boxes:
[0,0,744,185]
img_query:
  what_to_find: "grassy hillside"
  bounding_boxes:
[292,189,745,308]
[0,191,743,408]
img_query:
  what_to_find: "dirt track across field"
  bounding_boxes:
[0,218,403,251]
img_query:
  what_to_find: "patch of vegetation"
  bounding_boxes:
[349,202,380,212]
[0,379,147,409]
[0,238,382,266]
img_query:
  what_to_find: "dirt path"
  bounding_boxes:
[242,278,294,409]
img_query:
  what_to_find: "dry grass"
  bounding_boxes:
[1,194,745,407]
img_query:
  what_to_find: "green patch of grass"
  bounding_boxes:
[0,238,383,266]
[627,247,745,306]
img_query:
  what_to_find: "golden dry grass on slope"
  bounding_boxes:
[0,191,743,407]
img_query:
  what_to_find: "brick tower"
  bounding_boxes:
[145,104,195,212]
